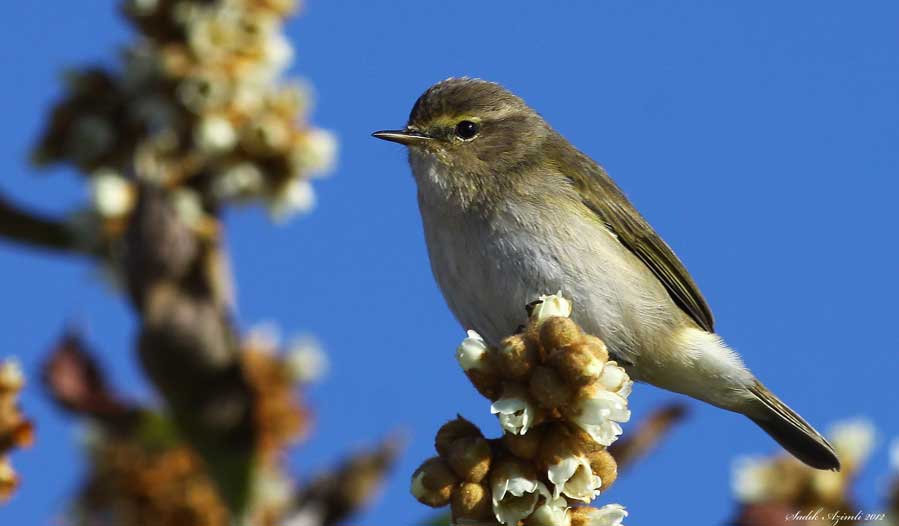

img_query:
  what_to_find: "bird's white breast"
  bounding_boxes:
[412,153,682,367]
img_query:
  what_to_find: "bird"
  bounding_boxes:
[372,77,839,471]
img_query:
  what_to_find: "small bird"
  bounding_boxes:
[373,78,839,470]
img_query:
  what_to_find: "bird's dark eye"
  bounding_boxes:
[454,120,480,140]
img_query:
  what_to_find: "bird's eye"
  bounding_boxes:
[454,120,480,140]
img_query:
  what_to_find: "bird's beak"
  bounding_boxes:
[371,129,432,146]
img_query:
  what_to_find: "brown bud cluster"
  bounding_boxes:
[411,416,493,521]
[33,0,336,235]
[0,360,34,503]
[464,314,614,415]
[426,294,631,525]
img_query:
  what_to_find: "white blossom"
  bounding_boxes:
[212,162,265,201]
[547,454,602,502]
[285,336,328,384]
[195,114,237,153]
[577,504,628,526]
[731,456,773,503]
[529,486,570,526]
[90,170,134,218]
[293,129,338,177]
[490,461,541,525]
[828,418,876,469]
[491,384,535,436]
[570,390,630,446]
[268,178,316,221]
[531,292,572,321]
[0,359,24,390]
[171,189,204,228]
[597,362,632,398]
[456,330,489,372]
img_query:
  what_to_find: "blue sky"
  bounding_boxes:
[2,1,898,524]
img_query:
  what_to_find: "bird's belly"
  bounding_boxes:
[421,203,680,365]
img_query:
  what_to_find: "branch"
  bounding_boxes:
[289,437,402,526]
[608,402,688,471]
[0,192,79,253]
[126,186,257,514]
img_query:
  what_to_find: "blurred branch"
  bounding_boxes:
[41,330,141,432]
[289,437,402,526]
[126,187,256,513]
[0,192,79,253]
[608,402,688,471]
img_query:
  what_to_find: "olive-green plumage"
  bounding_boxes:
[373,77,839,471]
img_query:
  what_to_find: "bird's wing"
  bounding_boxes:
[557,143,715,332]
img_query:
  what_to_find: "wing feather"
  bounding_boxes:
[552,138,716,332]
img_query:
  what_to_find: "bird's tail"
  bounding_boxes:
[746,381,840,471]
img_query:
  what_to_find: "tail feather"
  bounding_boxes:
[747,381,840,471]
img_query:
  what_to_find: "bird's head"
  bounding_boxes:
[373,78,553,209]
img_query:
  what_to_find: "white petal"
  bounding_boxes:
[572,390,630,446]
[731,456,772,503]
[491,466,540,525]
[456,330,489,371]
[547,455,601,503]
[90,170,133,218]
[195,114,237,153]
[597,362,628,393]
[0,359,24,390]
[528,486,570,526]
[269,178,316,221]
[285,336,328,383]
[586,504,628,526]
[293,129,338,177]
[828,418,876,468]
[547,458,579,499]
[490,384,534,435]
[531,292,572,321]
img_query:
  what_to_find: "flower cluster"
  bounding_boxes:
[64,324,390,526]
[731,418,877,526]
[412,294,630,526]
[34,0,335,228]
[0,359,34,503]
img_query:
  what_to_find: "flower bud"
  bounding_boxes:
[539,425,600,503]
[529,366,572,410]
[451,482,493,522]
[457,330,501,399]
[491,384,536,436]
[490,458,541,525]
[90,170,134,218]
[502,426,544,460]
[447,436,492,483]
[539,317,582,351]
[581,335,609,363]
[596,361,631,397]
[530,293,573,322]
[547,344,604,387]
[0,360,24,392]
[570,504,628,526]
[195,114,237,153]
[566,386,630,446]
[435,416,483,458]
[411,457,458,508]
[525,490,571,526]
[588,449,618,491]
[457,330,492,372]
[492,334,538,380]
